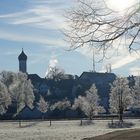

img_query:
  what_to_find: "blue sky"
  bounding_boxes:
[0,0,140,77]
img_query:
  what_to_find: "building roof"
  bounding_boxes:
[18,49,27,60]
[28,74,42,83]
[79,72,116,84]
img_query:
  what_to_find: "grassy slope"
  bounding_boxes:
[83,129,140,140]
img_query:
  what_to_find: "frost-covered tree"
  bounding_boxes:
[73,84,105,120]
[109,77,133,122]
[72,96,85,125]
[9,72,35,115]
[0,71,35,127]
[0,81,11,114]
[132,76,140,108]
[37,96,49,119]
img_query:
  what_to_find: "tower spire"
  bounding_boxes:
[18,49,27,73]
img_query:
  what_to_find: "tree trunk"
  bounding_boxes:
[18,111,22,128]
[119,114,123,122]
[49,120,52,126]
[42,113,44,120]
[88,115,93,124]
[111,117,114,125]
[19,120,21,127]
[63,110,66,118]
[80,119,83,126]
[89,114,93,120]
[119,108,123,123]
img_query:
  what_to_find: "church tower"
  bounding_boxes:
[18,49,27,73]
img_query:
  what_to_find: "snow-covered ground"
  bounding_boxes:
[0,119,140,140]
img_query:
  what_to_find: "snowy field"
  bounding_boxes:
[0,119,140,140]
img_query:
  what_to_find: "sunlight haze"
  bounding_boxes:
[105,0,137,13]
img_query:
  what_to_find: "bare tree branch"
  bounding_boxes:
[65,0,140,57]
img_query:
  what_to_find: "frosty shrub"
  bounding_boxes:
[51,98,71,111]
[51,98,71,118]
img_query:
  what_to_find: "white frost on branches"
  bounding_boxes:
[109,77,133,114]
[73,84,105,119]
[65,0,140,54]
[0,81,11,114]
[0,71,35,116]
[9,72,35,114]
[37,96,49,114]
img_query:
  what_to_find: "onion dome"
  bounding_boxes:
[18,49,27,61]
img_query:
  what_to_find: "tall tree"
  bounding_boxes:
[72,96,86,125]
[109,77,133,122]
[0,71,35,127]
[65,0,140,56]
[37,96,49,119]
[73,84,105,120]
[9,72,35,115]
[0,81,11,114]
